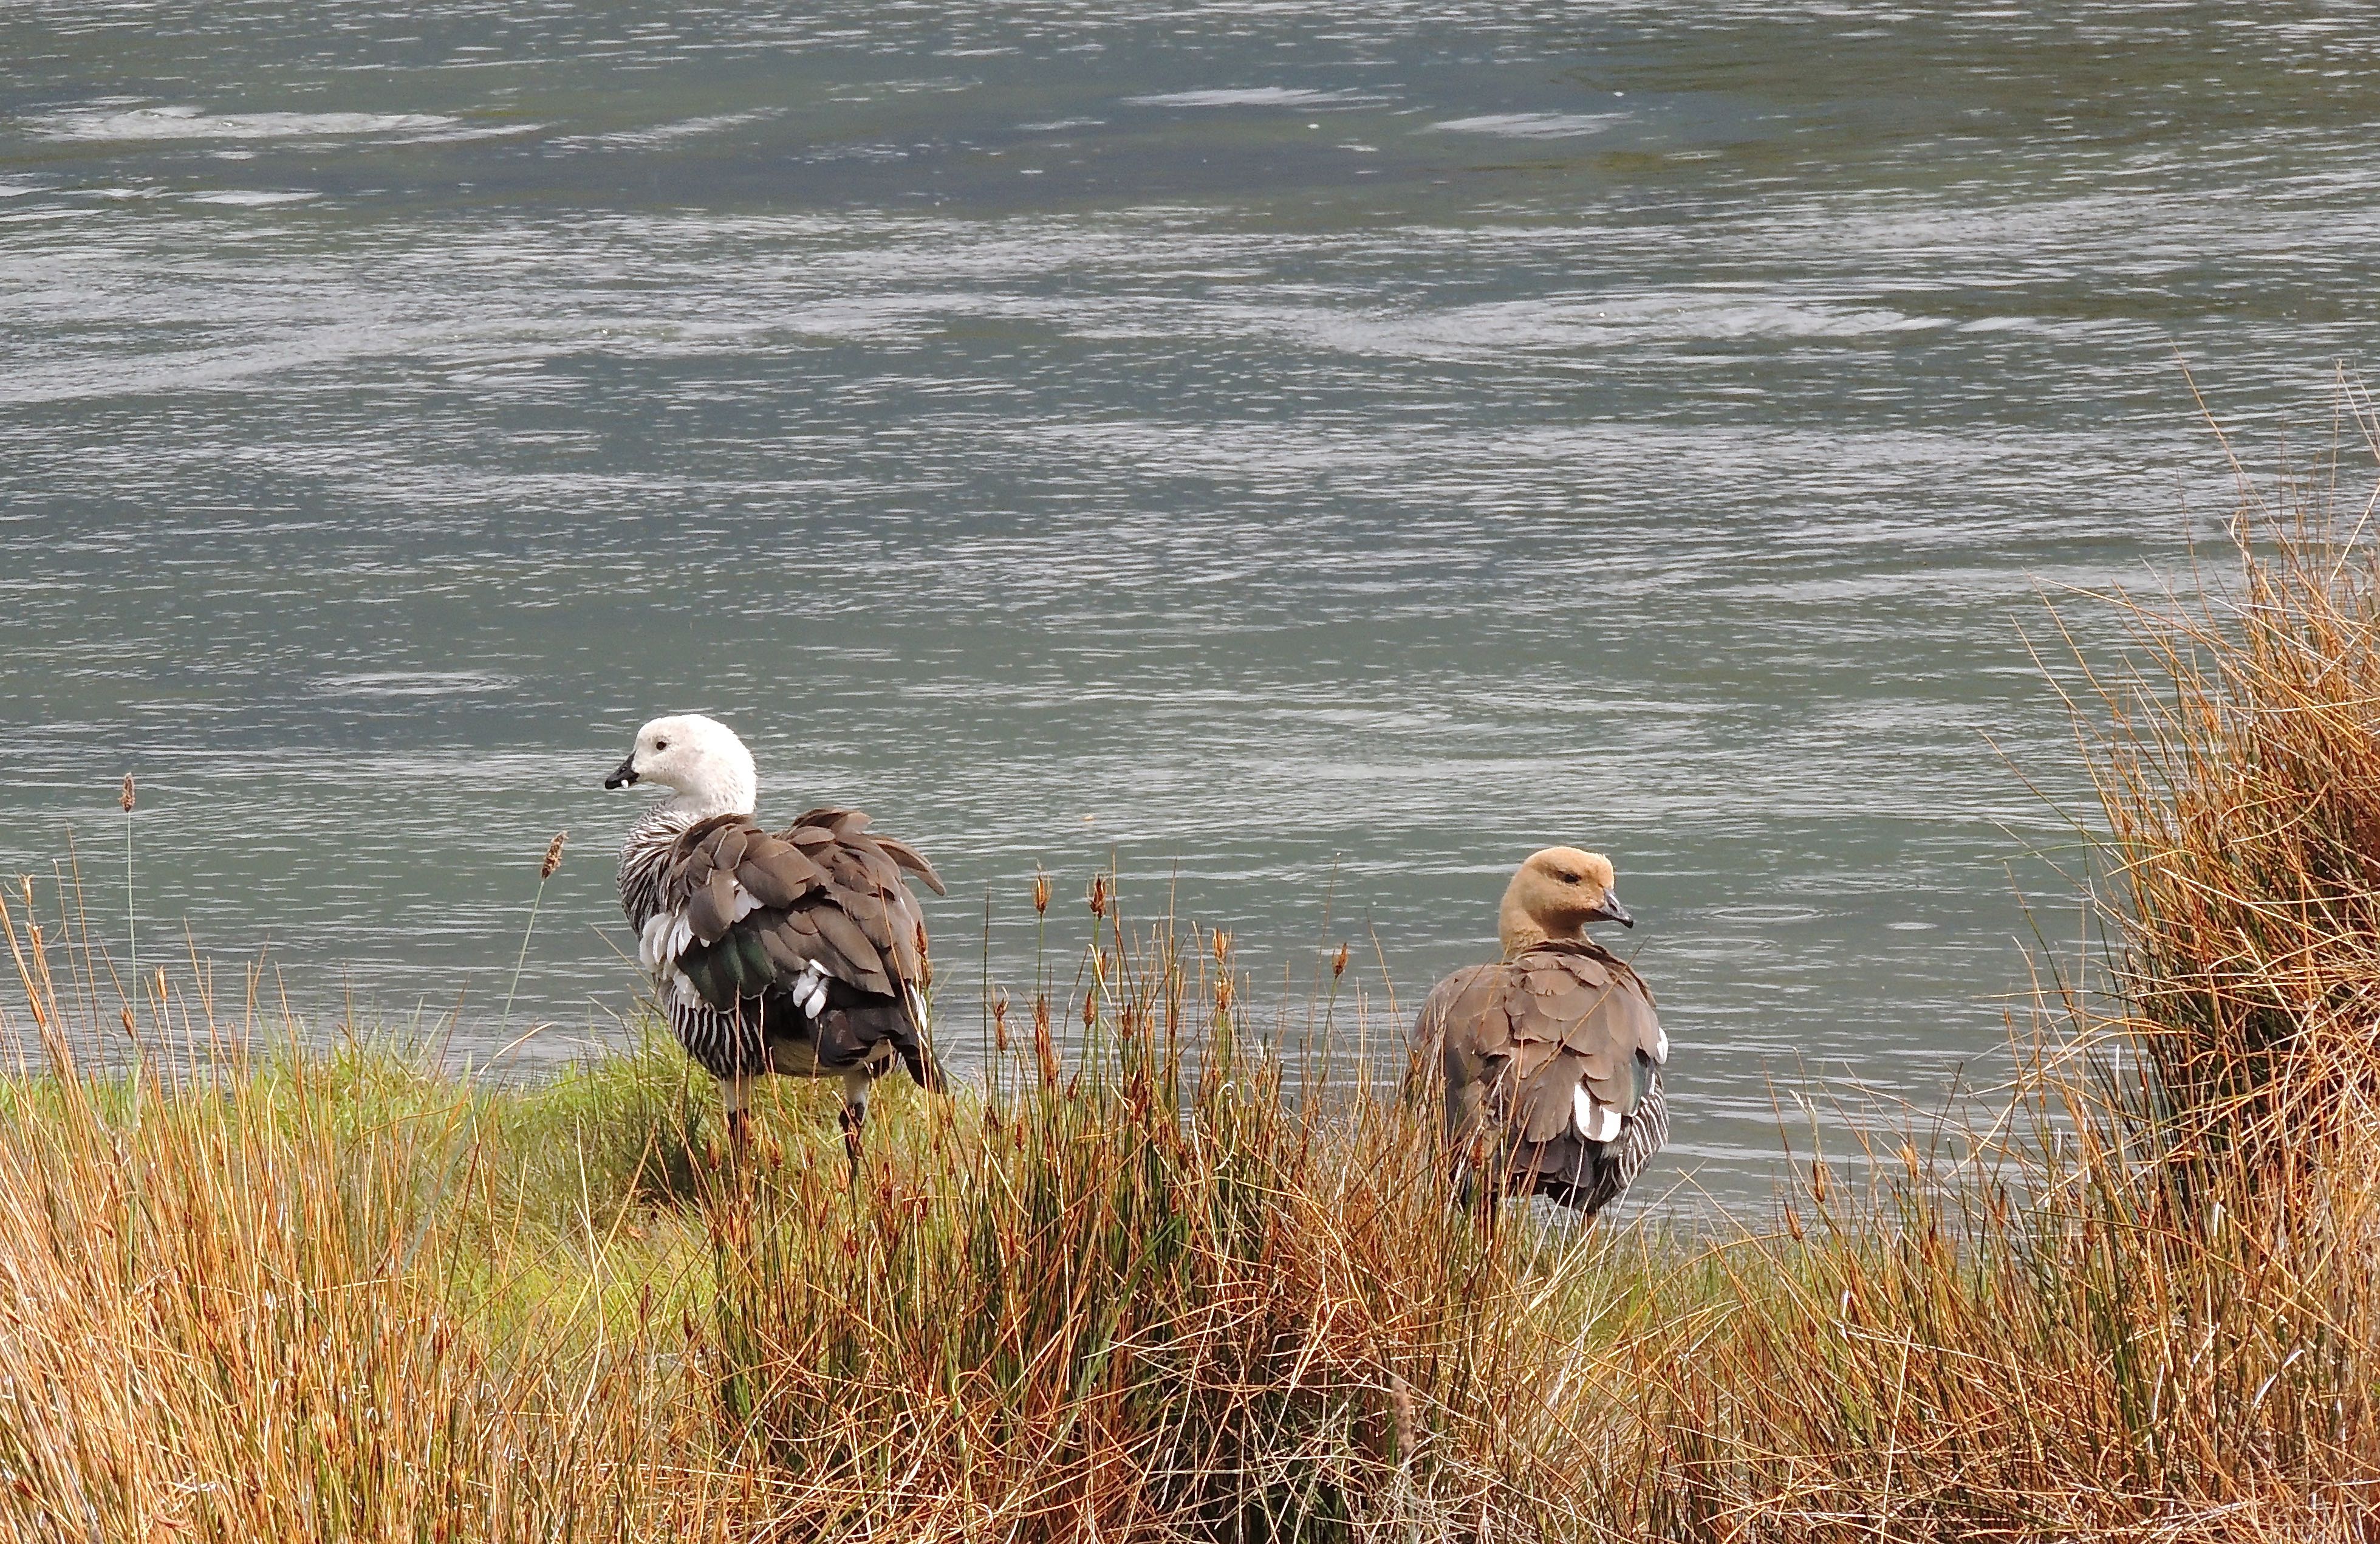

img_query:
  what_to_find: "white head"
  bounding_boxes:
[603,713,757,820]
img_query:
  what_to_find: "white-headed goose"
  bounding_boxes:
[604,713,946,1162]
[1413,847,1668,1218]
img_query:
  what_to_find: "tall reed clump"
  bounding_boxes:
[1620,400,2380,1540]
[696,902,1658,1540]
[2076,478,2380,1175]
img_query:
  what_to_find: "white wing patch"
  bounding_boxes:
[1572,1084,1622,1144]
[640,908,706,1007]
[640,873,764,976]
[638,910,694,975]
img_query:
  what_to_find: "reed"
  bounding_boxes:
[6,400,2380,1540]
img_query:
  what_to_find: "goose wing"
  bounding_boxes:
[1413,962,1504,1142]
[1504,942,1663,1145]
[1414,963,1502,1082]
[1418,942,1663,1150]
[643,810,941,1011]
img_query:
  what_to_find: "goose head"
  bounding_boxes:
[1498,846,1632,956]
[604,713,757,820]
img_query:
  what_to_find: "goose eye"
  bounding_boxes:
[1556,870,1580,884]
[654,738,669,750]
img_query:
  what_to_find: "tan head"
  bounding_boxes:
[1497,846,1633,956]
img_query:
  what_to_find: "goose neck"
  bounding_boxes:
[1497,906,1578,959]
[659,787,752,822]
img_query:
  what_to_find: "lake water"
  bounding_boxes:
[5,1,2376,1211]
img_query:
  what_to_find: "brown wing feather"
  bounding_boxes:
[756,925,812,976]
[1511,946,1661,1113]
[844,889,899,953]
[775,908,824,955]
[872,835,948,896]
[807,905,892,995]
[734,830,825,908]
[1514,1051,1585,1145]
[1414,942,1664,1157]
[819,843,875,896]
[659,812,937,1007]
[888,914,925,985]
[844,837,909,896]
[708,823,749,874]
[1414,964,1508,1147]
[665,816,766,944]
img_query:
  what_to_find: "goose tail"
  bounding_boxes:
[898,984,943,1093]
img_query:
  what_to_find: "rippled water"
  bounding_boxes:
[6,1,2376,1209]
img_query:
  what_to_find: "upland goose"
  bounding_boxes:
[604,713,946,1161]
[1412,848,1668,1218]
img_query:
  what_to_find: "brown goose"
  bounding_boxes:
[1412,847,1668,1218]
[603,713,946,1162]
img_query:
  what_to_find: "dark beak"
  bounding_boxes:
[603,753,639,791]
[1587,888,1635,928]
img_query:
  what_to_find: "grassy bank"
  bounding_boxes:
[10,458,2380,1539]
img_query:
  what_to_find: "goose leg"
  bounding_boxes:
[836,1103,864,1179]
[722,1076,753,1154]
[837,1068,870,1181]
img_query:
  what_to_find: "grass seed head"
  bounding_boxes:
[1033,993,1059,1085]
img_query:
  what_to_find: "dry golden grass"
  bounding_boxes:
[10,400,2380,1540]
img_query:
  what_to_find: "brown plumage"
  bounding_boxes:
[1412,846,1669,1218]
[663,807,943,1017]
